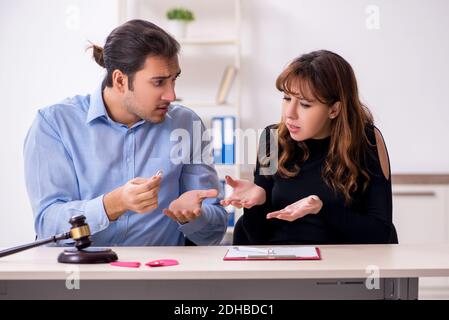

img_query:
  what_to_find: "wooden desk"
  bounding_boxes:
[1,244,449,299]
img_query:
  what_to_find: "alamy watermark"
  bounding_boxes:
[65,4,81,31]
[169,121,279,176]
[366,5,381,30]
[65,265,80,290]
[365,265,380,290]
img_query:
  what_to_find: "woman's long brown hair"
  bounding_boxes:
[275,50,374,205]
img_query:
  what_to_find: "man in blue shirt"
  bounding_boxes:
[24,20,228,246]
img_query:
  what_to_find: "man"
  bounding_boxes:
[24,20,228,246]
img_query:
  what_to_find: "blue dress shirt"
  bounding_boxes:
[24,86,228,246]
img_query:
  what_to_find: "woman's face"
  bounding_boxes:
[281,82,334,141]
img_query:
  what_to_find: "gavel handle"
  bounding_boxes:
[0,232,71,258]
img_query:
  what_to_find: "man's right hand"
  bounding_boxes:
[103,174,162,221]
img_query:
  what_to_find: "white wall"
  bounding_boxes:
[0,0,448,246]
[240,0,449,173]
[0,0,119,246]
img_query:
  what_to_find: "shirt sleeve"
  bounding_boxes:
[176,118,228,245]
[24,110,110,242]
[321,126,398,244]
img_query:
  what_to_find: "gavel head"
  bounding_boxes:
[69,215,92,250]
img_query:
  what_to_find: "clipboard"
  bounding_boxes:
[223,246,322,261]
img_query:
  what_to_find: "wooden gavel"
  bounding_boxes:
[0,215,118,264]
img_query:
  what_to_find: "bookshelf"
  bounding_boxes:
[119,0,243,243]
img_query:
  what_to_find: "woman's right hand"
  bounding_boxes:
[220,175,266,209]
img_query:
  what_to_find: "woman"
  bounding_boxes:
[221,50,398,245]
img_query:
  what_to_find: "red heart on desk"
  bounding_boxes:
[146,259,179,267]
[110,261,141,268]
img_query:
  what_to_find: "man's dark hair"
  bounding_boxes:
[89,19,180,90]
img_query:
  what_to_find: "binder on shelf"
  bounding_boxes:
[216,65,237,105]
[211,117,223,164]
[228,211,235,227]
[211,116,235,165]
[220,179,235,227]
[223,116,235,164]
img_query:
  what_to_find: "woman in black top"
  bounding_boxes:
[221,50,398,245]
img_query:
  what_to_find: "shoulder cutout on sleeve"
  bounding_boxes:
[374,127,390,180]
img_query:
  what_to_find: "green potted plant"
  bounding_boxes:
[166,7,195,38]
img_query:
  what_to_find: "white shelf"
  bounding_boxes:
[215,165,254,183]
[215,164,239,180]
[120,1,244,235]
[179,104,239,119]
[226,226,234,234]
[177,101,238,108]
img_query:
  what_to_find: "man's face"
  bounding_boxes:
[123,55,181,124]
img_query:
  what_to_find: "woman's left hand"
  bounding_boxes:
[266,195,323,222]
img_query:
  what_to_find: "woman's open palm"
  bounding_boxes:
[220,176,266,209]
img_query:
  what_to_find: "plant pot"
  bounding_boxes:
[167,20,188,39]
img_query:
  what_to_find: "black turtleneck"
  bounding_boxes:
[235,124,398,245]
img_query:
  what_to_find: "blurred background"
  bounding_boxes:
[1,0,449,298]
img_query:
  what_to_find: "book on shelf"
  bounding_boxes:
[211,116,235,164]
[216,65,237,105]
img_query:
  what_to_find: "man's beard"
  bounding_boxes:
[124,98,165,124]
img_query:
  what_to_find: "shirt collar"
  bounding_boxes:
[85,84,174,127]
[86,85,109,124]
